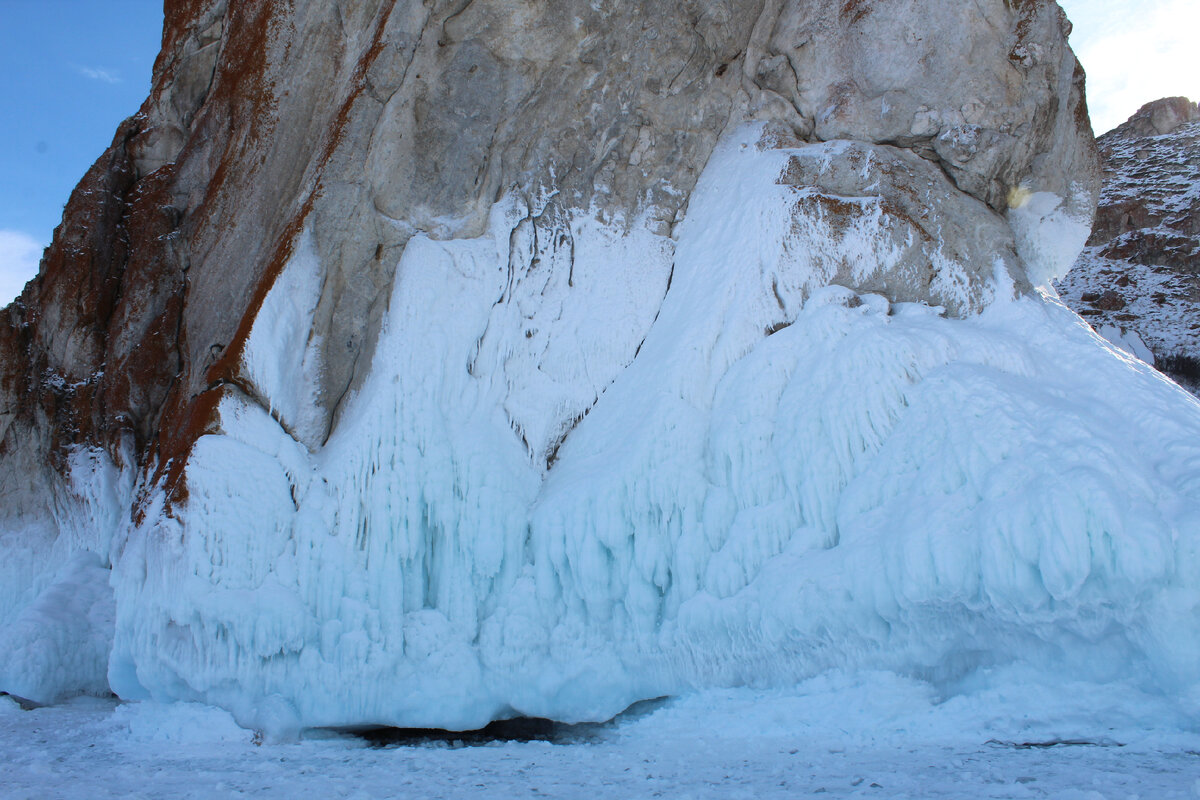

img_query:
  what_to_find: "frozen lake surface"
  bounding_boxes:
[5,670,1200,799]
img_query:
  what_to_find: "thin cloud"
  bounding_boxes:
[76,65,121,84]
[0,230,44,307]
[1060,0,1200,134]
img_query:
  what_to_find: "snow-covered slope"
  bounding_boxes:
[1056,97,1200,389]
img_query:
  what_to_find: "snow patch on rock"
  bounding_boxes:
[242,229,327,448]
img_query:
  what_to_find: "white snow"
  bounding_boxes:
[1060,253,1200,369]
[80,125,1200,735]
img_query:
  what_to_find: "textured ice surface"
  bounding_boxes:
[0,447,131,703]
[8,126,1200,732]
[0,552,114,705]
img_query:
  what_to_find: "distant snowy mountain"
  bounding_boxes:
[4,0,1200,740]
[1056,97,1200,390]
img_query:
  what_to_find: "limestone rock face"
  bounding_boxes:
[752,0,1095,216]
[0,0,1107,723]
[1056,97,1200,391]
[1104,96,1200,140]
[775,140,1028,313]
[1,0,1097,501]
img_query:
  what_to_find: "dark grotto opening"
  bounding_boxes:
[337,697,670,748]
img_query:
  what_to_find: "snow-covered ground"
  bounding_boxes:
[5,670,1200,799]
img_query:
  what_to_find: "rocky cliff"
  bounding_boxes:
[10,0,1200,734]
[2,0,1097,507]
[1056,96,1200,390]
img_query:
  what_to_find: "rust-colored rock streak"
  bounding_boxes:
[0,0,406,514]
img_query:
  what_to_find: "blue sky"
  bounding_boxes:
[0,1,162,304]
[1058,0,1199,137]
[0,1,1196,305]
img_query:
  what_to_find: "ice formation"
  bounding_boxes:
[0,448,131,705]
[15,126,1179,732]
